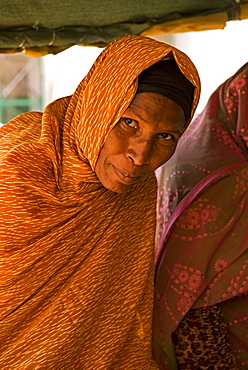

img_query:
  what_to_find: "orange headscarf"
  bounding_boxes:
[0,35,200,369]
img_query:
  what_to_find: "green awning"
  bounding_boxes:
[0,0,247,56]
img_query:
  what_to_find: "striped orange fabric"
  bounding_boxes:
[0,35,200,369]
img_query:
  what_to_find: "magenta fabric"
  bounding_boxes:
[153,62,248,369]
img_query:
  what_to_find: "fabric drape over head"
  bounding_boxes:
[154,62,248,369]
[0,35,200,369]
[136,59,195,120]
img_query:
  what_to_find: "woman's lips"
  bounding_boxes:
[112,164,142,184]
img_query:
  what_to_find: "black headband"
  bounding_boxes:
[136,59,195,120]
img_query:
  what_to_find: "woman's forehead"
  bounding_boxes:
[123,92,185,132]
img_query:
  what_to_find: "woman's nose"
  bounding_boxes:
[126,138,152,166]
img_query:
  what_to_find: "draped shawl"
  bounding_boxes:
[0,35,200,369]
[154,62,248,369]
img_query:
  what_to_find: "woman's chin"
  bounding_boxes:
[103,180,135,193]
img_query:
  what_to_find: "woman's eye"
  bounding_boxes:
[158,133,174,140]
[123,118,138,129]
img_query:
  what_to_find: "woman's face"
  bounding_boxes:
[95,92,186,193]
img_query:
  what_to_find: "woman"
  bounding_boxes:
[154,62,248,369]
[0,35,200,369]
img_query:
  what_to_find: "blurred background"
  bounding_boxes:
[1,1,248,125]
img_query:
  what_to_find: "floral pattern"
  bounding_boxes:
[214,259,228,273]
[176,200,221,231]
[154,62,248,369]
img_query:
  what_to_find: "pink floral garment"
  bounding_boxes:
[153,62,248,369]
